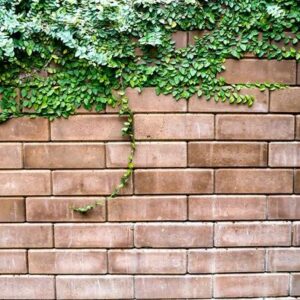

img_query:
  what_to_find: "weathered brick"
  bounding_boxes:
[189,196,266,221]
[268,196,300,220]
[135,114,214,140]
[291,273,300,296]
[214,274,289,298]
[24,143,105,169]
[0,198,25,222]
[188,249,264,273]
[51,115,126,141]
[108,196,186,221]
[106,142,187,168]
[0,224,53,248]
[295,170,300,194]
[52,170,132,195]
[270,88,300,112]
[0,250,27,274]
[293,223,300,246]
[135,169,213,194]
[0,171,51,196]
[215,222,291,247]
[0,118,49,141]
[297,115,300,140]
[172,31,188,48]
[135,223,213,248]
[0,275,55,299]
[269,143,300,167]
[55,224,133,248]
[216,114,294,140]
[188,142,267,167]
[108,250,186,274]
[267,249,300,272]
[215,169,293,194]
[26,197,106,222]
[29,250,107,274]
[0,143,22,168]
[135,275,212,299]
[222,59,296,84]
[56,275,133,299]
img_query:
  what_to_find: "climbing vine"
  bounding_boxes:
[0,0,299,212]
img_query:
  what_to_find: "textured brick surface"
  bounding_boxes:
[268,196,300,220]
[0,250,27,274]
[0,198,25,222]
[0,143,22,168]
[267,249,300,272]
[270,88,300,112]
[269,142,300,167]
[293,223,300,246]
[291,273,300,296]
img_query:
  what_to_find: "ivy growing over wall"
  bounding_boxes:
[0,0,299,212]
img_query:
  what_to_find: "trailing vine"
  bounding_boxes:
[0,0,299,212]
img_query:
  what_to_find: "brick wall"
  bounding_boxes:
[0,32,300,299]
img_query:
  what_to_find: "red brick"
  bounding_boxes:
[26,197,106,222]
[108,250,186,274]
[0,143,22,168]
[269,143,300,167]
[189,196,266,221]
[135,114,214,140]
[55,224,133,248]
[135,169,213,194]
[215,169,293,194]
[188,249,264,273]
[52,170,132,195]
[267,249,300,272]
[188,142,267,167]
[135,275,212,299]
[296,170,300,194]
[297,115,300,140]
[0,198,25,222]
[270,88,300,112]
[29,250,107,274]
[216,114,294,140]
[298,62,300,85]
[222,59,296,84]
[106,142,187,168]
[51,115,126,141]
[0,250,27,274]
[291,273,300,296]
[24,143,105,169]
[135,223,213,248]
[268,196,300,220]
[0,275,55,299]
[172,31,188,48]
[0,224,53,248]
[56,275,133,299]
[0,171,51,196]
[108,196,186,221]
[293,223,300,246]
[215,222,291,247]
[214,274,289,298]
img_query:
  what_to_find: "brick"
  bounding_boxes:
[135,169,213,194]
[135,223,213,248]
[0,275,55,299]
[268,196,300,220]
[56,275,133,299]
[189,196,266,221]
[298,62,300,85]
[188,142,267,167]
[216,114,294,140]
[26,197,105,222]
[52,170,132,195]
[291,273,300,296]
[0,198,25,222]
[214,274,289,298]
[188,30,208,45]
[267,249,300,272]
[24,143,105,169]
[215,222,291,247]
[29,250,107,274]
[222,59,296,84]
[172,31,188,48]
[0,224,53,248]
[0,171,51,196]
[297,115,300,140]
[269,143,300,167]
[108,250,186,274]
[106,142,187,168]
[216,169,293,194]
[293,223,300,246]
[0,250,27,274]
[0,143,22,168]
[295,170,300,194]
[135,114,214,140]
[51,115,126,141]
[188,249,264,273]
[108,196,186,221]
[270,88,300,112]
[135,275,212,299]
[55,224,133,248]
[189,89,268,113]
